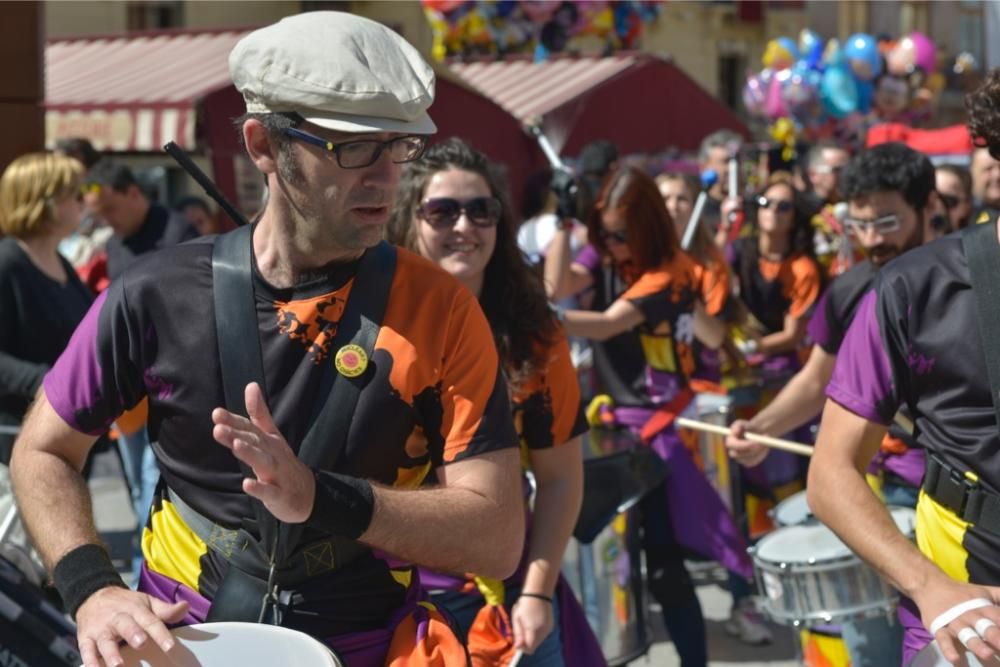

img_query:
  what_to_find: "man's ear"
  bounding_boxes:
[243,119,279,175]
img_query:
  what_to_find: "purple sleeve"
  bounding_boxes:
[825,289,897,425]
[43,285,138,435]
[572,243,600,272]
[807,289,831,348]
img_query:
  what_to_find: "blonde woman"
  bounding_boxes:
[0,153,92,463]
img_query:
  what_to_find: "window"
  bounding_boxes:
[126,1,183,31]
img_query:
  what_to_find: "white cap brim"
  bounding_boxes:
[301,109,437,136]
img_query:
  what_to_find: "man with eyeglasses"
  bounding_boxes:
[11,12,522,667]
[727,142,936,666]
[802,141,854,277]
[807,70,1000,665]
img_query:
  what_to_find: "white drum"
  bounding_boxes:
[115,622,342,666]
[772,490,813,527]
[909,640,987,666]
[752,506,916,627]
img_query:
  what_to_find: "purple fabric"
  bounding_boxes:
[807,289,832,349]
[827,290,895,425]
[556,576,609,667]
[898,595,931,666]
[573,244,600,272]
[43,290,112,435]
[138,563,419,667]
[613,407,753,579]
[869,447,927,489]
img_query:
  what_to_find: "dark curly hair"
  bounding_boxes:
[967,68,1000,160]
[387,138,557,386]
[840,142,935,211]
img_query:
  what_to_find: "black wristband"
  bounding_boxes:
[519,592,553,603]
[52,544,128,619]
[305,470,375,539]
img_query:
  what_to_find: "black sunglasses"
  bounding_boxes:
[938,193,962,210]
[417,197,502,229]
[757,195,794,213]
[284,127,427,169]
[599,228,628,244]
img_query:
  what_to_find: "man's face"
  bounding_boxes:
[971,148,1000,208]
[846,190,923,267]
[83,184,141,236]
[809,148,850,203]
[935,169,972,229]
[182,206,217,236]
[275,124,403,254]
[701,146,731,197]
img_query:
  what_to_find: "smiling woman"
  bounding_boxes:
[387,138,600,666]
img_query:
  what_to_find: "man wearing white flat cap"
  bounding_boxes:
[12,12,523,667]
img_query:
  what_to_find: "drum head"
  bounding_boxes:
[117,622,343,666]
[910,640,984,666]
[694,392,732,413]
[773,490,811,527]
[756,507,915,564]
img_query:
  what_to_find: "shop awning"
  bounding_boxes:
[45,29,250,151]
[449,53,749,158]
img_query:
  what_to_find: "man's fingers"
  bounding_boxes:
[143,599,187,649]
[245,382,279,434]
[243,477,282,504]
[110,612,148,649]
[96,634,125,667]
[79,638,100,667]
[232,438,276,476]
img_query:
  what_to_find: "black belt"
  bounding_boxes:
[923,453,1000,536]
[168,488,368,586]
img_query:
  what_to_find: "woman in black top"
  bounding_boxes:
[0,153,93,462]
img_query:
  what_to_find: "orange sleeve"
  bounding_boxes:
[783,255,822,319]
[695,246,731,317]
[439,289,517,463]
[511,328,586,449]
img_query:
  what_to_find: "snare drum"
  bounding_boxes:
[753,506,916,627]
[773,490,813,527]
[116,622,342,666]
[910,641,986,666]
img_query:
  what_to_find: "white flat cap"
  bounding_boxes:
[230,11,436,135]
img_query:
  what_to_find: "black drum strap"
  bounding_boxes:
[962,220,1000,432]
[208,226,396,621]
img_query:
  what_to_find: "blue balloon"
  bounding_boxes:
[777,37,800,62]
[798,29,823,69]
[843,33,883,81]
[820,65,859,118]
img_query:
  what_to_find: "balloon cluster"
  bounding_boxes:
[744,30,946,157]
[423,0,661,62]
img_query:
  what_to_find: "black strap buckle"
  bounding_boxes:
[924,453,978,517]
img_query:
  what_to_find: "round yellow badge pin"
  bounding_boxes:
[335,344,368,378]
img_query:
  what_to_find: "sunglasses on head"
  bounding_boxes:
[844,213,901,235]
[757,196,794,213]
[599,228,628,245]
[417,197,502,229]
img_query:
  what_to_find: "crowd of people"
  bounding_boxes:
[2,10,1000,667]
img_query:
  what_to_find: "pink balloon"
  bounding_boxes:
[520,0,559,24]
[908,31,937,73]
[743,71,770,117]
[765,73,787,119]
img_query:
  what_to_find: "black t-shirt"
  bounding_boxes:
[105,203,198,279]
[0,238,92,460]
[44,236,517,632]
[829,226,1000,583]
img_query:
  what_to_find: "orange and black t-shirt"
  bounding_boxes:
[510,328,587,455]
[575,248,701,406]
[732,238,821,334]
[692,244,732,319]
[43,237,517,634]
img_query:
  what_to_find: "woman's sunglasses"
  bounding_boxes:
[599,229,628,245]
[417,197,502,229]
[757,196,794,213]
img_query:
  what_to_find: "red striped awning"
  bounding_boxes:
[448,56,635,127]
[45,29,251,151]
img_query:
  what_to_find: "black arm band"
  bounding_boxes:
[519,592,554,603]
[305,470,375,539]
[52,544,128,619]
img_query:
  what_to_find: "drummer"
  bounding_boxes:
[807,69,1000,666]
[726,142,938,665]
[546,165,752,666]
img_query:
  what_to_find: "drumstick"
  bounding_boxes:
[675,417,814,457]
[509,649,524,667]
